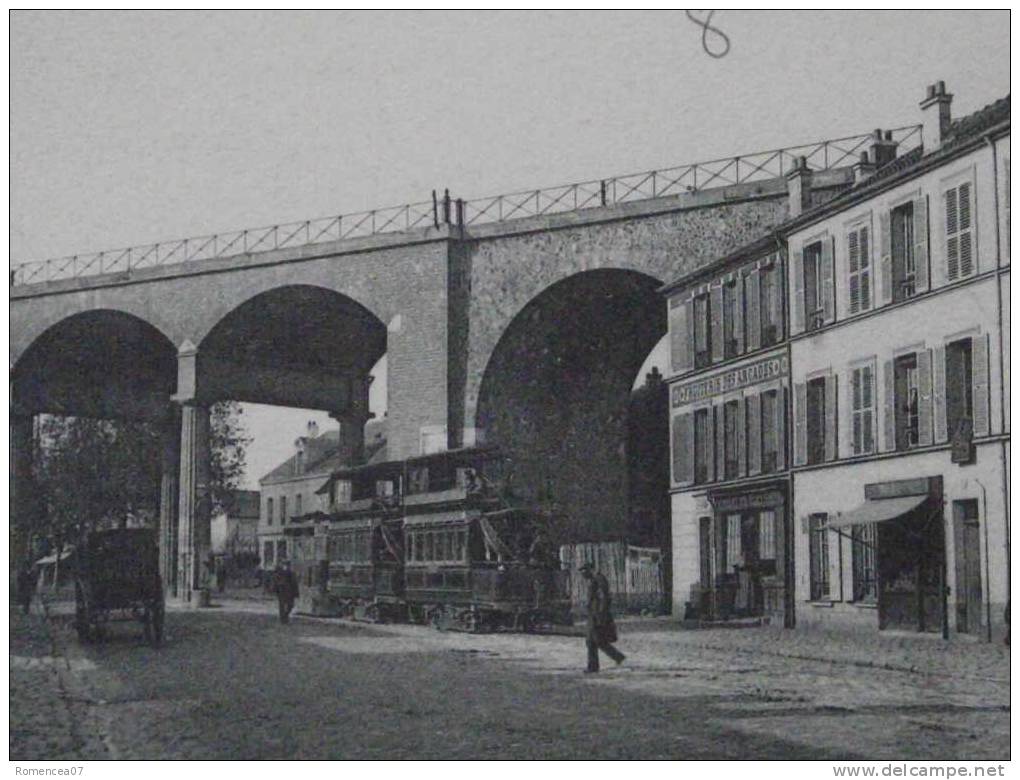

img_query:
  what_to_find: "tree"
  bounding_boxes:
[208,402,251,516]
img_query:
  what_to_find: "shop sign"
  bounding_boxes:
[672,355,788,408]
[710,490,784,512]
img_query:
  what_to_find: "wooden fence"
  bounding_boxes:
[559,542,666,616]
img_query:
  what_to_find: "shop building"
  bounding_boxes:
[785,84,1010,640]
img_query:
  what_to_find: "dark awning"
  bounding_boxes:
[825,495,928,529]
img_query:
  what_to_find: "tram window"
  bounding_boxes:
[414,533,424,562]
[445,531,455,561]
[454,531,465,562]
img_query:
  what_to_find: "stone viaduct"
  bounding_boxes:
[11,133,888,603]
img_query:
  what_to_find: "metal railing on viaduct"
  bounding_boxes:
[10,125,922,287]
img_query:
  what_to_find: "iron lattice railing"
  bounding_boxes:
[10,125,922,286]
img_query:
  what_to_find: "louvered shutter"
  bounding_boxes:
[746,269,761,352]
[704,406,716,482]
[879,211,893,305]
[793,382,807,466]
[883,360,896,451]
[972,333,990,436]
[669,296,692,375]
[710,284,724,363]
[735,396,746,477]
[791,249,805,334]
[746,394,762,475]
[914,195,930,292]
[859,225,872,312]
[673,413,694,486]
[933,345,948,443]
[848,227,861,314]
[917,349,933,446]
[715,404,726,480]
[776,387,788,470]
[733,276,745,355]
[821,237,835,324]
[824,374,838,461]
[945,187,960,281]
[845,369,857,457]
[959,181,974,277]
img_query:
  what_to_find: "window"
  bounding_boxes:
[296,494,303,518]
[944,181,974,281]
[267,497,274,526]
[808,513,830,601]
[847,223,872,314]
[891,202,916,301]
[693,293,712,368]
[723,400,740,479]
[806,377,827,465]
[760,264,781,345]
[945,338,973,439]
[851,364,876,455]
[852,523,877,602]
[276,539,287,562]
[723,281,739,359]
[263,541,274,567]
[280,496,287,525]
[725,514,742,570]
[803,241,825,330]
[694,408,712,484]
[894,354,920,449]
[758,510,777,561]
[760,390,779,473]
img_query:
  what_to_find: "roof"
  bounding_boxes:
[259,429,342,484]
[228,489,261,519]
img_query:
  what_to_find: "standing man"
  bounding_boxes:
[271,560,299,624]
[580,563,625,673]
[17,563,36,616]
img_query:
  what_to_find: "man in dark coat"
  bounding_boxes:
[271,560,299,624]
[580,563,625,672]
[17,564,36,616]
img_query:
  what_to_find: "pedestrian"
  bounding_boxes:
[579,563,625,673]
[271,559,299,624]
[17,563,36,616]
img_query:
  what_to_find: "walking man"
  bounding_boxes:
[580,563,625,673]
[271,560,299,624]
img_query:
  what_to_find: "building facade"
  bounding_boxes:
[786,84,1010,640]
[663,234,794,626]
[211,489,261,557]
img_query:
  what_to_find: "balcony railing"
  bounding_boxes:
[11,125,923,287]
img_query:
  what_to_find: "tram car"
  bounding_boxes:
[317,459,405,621]
[401,447,572,632]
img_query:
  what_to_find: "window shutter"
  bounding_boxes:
[917,349,933,446]
[883,359,896,451]
[791,249,805,334]
[794,382,807,466]
[959,181,974,277]
[683,299,695,371]
[914,195,930,292]
[705,406,716,482]
[710,284,724,363]
[945,187,960,281]
[673,413,694,486]
[847,227,861,314]
[746,269,761,352]
[771,261,785,338]
[715,404,726,480]
[821,237,835,324]
[824,374,838,462]
[972,333,990,436]
[733,276,745,355]
[845,369,856,458]
[735,396,747,477]
[746,395,762,476]
[776,386,788,471]
[933,345,947,443]
[859,225,872,312]
[879,211,893,305]
[669,296,691,374]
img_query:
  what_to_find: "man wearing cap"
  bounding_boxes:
[579,563,625,673]
[271,559,299,624]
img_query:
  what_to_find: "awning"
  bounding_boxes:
[825,495,928,529]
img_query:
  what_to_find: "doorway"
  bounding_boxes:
[953,500,982,634]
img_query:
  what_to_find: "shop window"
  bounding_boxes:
[852,523,877,603]
[760,264,782,345]
[891,202,917,301]
[725,514,742,570]
[693,293,712,368]
[723,400,740,479]
[847,223,872,314]
[808,513,830,601]
[803,241,825,331]
[694,408,712,484]
[894,354,920,450]
[944,181,974,281]
[758,510,777,561]
[276,539,287,562]
[806,377,827,465]
[722,281,739,359]
[851,363,876,455]
[267,498,274,527]
[263,541,274,567]
[761,390,779,473]
[945,338,973,440]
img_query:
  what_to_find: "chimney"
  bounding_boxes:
[785,156,813,218]
[307,420,319,439]
[869,129,899,169]
[854,151,878,185]
[920,80,953,152]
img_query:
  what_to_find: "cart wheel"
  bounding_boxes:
[74,583,93,644]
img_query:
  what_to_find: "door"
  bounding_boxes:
[698,517,712,618]
[953,500,982,634]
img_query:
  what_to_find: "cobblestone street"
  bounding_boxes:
[9,596,1009,760]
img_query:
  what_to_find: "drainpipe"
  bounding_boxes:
[984,134,1010,625]
[973,477,993,643]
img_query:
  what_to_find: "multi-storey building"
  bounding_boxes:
[662,232,794,626]
[785,84,1009,640]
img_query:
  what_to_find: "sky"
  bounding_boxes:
[10,10,1010,487]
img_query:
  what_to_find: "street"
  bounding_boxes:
[10,598,1010,761]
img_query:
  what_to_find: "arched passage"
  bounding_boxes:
[476,269,667,543]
